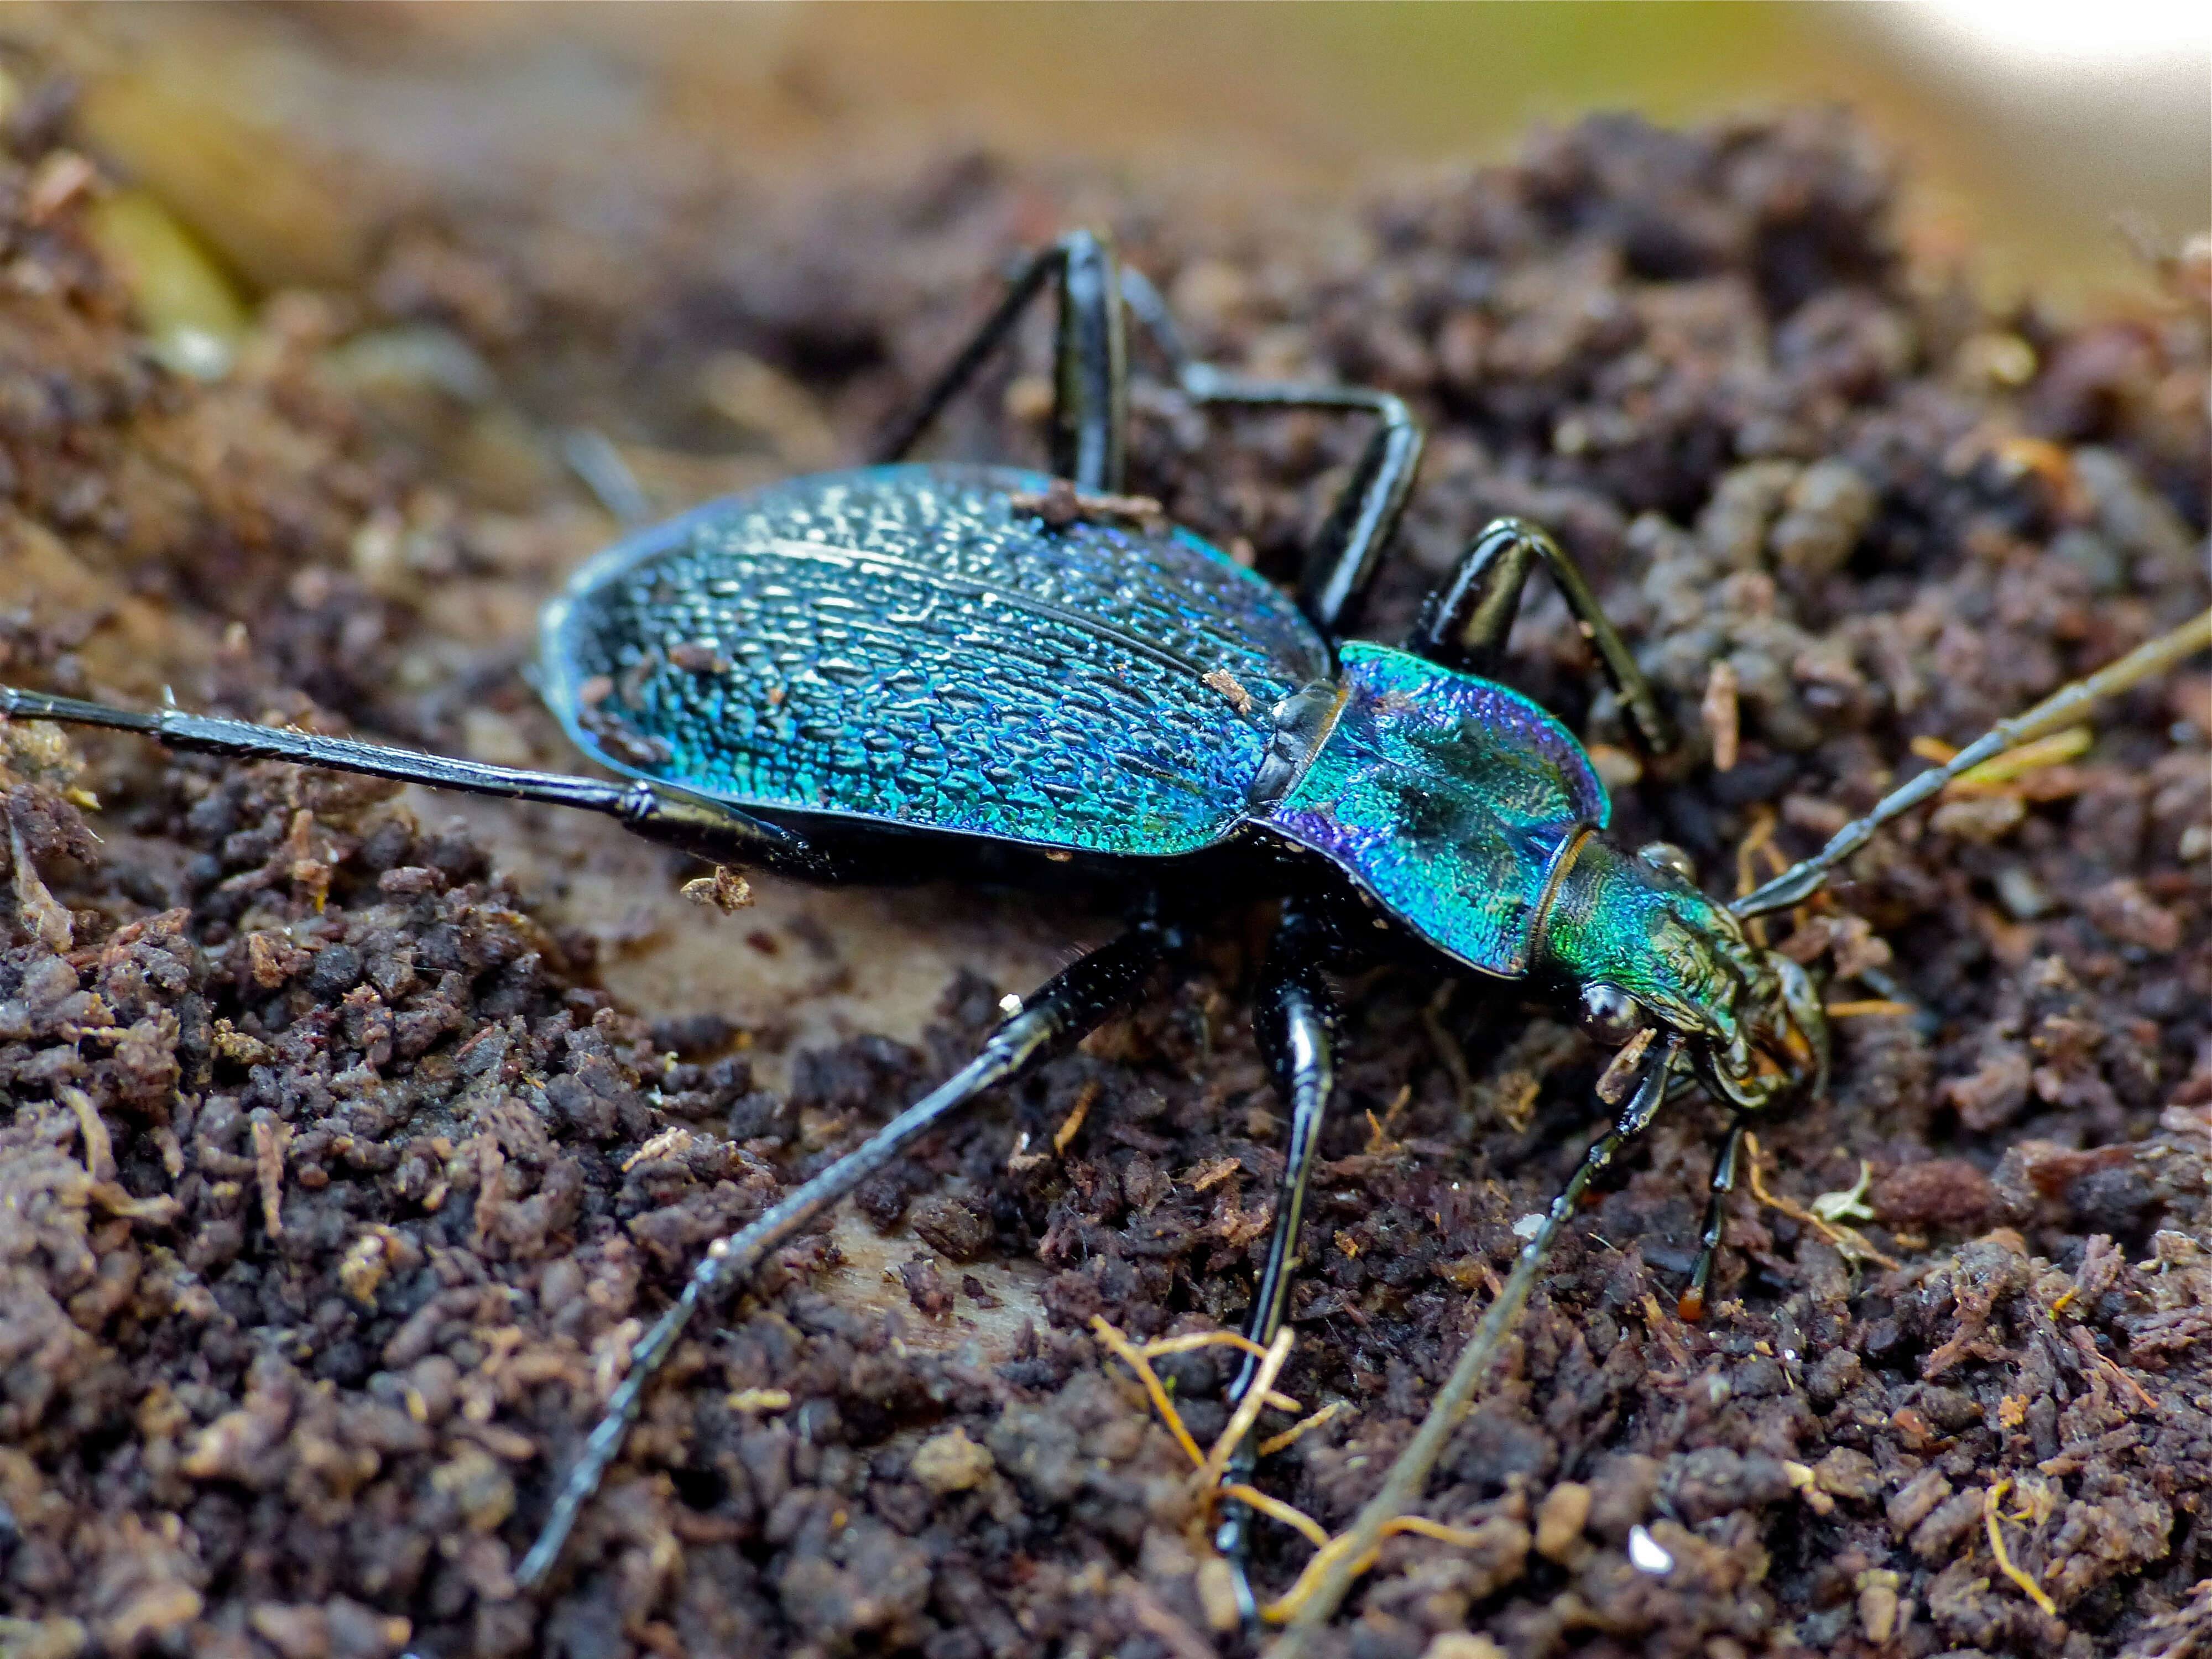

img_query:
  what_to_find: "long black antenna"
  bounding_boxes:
[1735,609,2210,919]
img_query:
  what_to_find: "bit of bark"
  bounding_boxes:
[9,817,72,950]
[252,1113,292,1238]
[1594,1025,1655,1105]
[681,865,754,914]
[1007,479,1166,530]
[908,1426,994,1494]
[1201,667,1255,714]
[1702,659,1740,771]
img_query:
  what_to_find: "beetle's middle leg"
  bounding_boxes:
[1178,366,1426,640]
[1408,517,1678,755]
[1213,901,1340,1623]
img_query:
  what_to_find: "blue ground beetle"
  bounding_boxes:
[4,231,2205,1632]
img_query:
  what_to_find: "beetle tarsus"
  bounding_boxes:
[1680,1119,1749,1323]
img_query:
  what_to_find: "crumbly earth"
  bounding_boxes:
[1,86,2208,1659]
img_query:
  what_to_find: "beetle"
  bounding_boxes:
[4,229,2205,1630]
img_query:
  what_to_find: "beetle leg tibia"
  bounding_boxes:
[1679,1118,1749,1322]
[514,922,1171,1589]
[1180,364,1424,639]
[1269,1035,1686,1653]
[874,229,1129,493]
[1410,518,1678,757]
[1213,902,1340,1625]
[0,685,837,881]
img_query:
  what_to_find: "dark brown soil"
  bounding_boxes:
[1,78,2208,1659]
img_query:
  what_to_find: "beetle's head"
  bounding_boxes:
[1543,837,1827,1112]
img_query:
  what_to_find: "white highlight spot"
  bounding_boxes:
[1891,0,2208,69]
[1513,1213,1545,1240]
[1628,1524,1673,1575]
[998,993,1023,1017]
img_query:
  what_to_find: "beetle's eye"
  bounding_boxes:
[1580,983,1646,1045]
[1637,841,1698,884]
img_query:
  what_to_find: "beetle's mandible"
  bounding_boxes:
[4,229,2205,1635]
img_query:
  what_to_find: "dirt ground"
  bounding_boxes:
[0,59,2208,1659]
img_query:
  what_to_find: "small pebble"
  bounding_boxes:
[908,1426,995,1495]
[1535,1481,1592,1562]
[1627,1524,1673,1575]
[1195,1557,1241,1632]
[1856,1568,1903,1642]
[1420,1637,1506,1659]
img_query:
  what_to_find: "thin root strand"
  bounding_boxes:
[1092,1315,1207,1471]
[1984,1479,2059,1617]
[1744,1133,1900,1270]
[1259,1400,1347,1458]
[1201,1327,1294,1491]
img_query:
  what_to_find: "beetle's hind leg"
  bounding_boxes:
[876,229,1130,492]
[884,234,1429,637]
[517,922,1175,1588]
[1213,902,1340,1624]
[1408,517,1678,757]
[0,685,842,881]
[1178,367,1425,640]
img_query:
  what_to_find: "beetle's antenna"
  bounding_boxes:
[1116,267,1191,374]
[1734,608,2211,920]
[1266,1034,1686,1651]
[561,429,653,531]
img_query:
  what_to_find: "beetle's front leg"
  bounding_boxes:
[1679,1117,1747,1321]
[1408,518,1678,757]
[1214,901,1340,1621]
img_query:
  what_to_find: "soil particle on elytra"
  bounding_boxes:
[0,78,2206,1659]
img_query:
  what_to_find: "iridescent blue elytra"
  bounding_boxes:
[542,463,1605,977]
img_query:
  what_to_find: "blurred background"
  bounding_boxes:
[7,0,2207,316]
